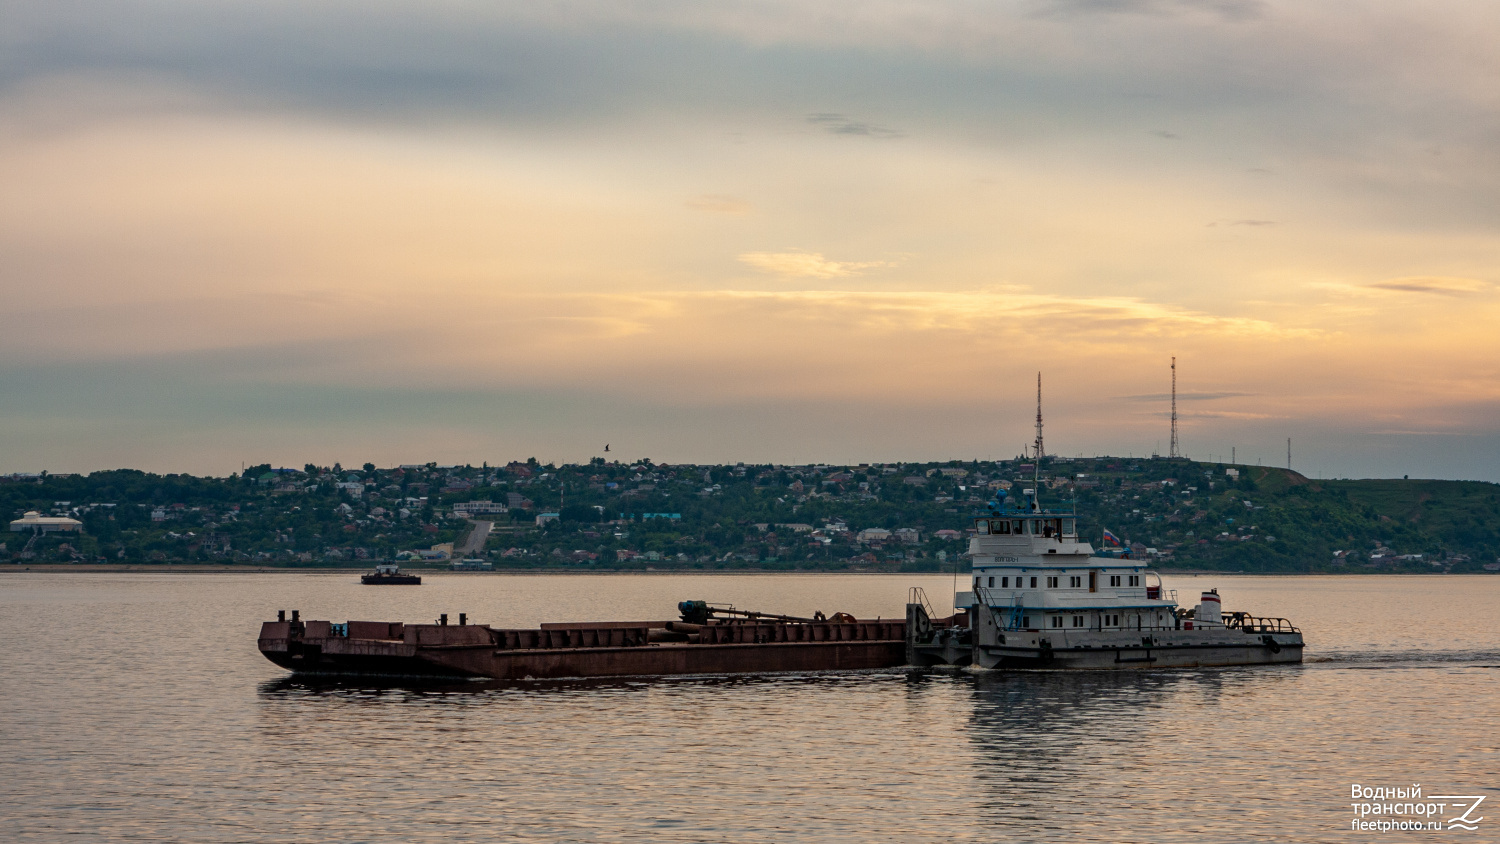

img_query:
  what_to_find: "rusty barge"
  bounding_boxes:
[258,602,922,680]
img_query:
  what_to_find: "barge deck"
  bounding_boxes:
[258,606,911,680]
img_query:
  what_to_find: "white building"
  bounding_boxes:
[454,500,509,516]
[9,511,82,534]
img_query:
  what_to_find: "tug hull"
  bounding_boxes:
[972,636,1304,669]
[907,602,1304,670]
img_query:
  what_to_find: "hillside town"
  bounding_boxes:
[5,458,1499,573]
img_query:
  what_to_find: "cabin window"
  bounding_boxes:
[1050,615,1063,628]
[974,577,981,589]
[1030,576,1038,588]
[1110,575,1122,587]
[1128,575,1139,586]
[1002,577,1009,588]
[988,577,994,588]
[1070,576,1082,588]
[1089,571,1097,593]
[1072,615,1084,627]
[1046,576,1058,588]
[1022,616,1031,628]
[1063,519,1076,536]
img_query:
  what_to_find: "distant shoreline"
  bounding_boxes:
[2,564,1492,576]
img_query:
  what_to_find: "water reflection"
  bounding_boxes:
[960,666,1320,840]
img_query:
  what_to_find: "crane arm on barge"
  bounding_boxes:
[676,600,854,626]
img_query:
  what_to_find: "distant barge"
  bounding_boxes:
[360,564,421,585]
[258,603,914,680]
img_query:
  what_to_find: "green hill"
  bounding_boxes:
[1076,462,1500,573]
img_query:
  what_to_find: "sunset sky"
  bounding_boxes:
[3,1,1498,479]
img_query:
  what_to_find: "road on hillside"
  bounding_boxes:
[457,520,493,557]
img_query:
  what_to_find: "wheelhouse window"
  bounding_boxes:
[1062,519,1076,536]
[995,521,1011,535]
[1014,520,1026,534]
[977,520,990,534]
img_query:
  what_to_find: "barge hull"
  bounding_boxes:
[259,618,907,680]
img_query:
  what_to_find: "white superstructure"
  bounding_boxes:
[907,488,1302,670]
[955,489,1179,635]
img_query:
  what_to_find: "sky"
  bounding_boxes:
[2,1,1498,480]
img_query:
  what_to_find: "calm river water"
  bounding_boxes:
[1,572,1496,842]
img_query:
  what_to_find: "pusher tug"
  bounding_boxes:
[905,487,1303,670]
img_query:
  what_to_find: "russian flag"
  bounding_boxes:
[1102,529,1121,546]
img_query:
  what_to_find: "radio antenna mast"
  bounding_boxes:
[1169,357,1180,459]
[1034,371,1045,461]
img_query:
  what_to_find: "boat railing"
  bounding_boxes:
[908,586,939,620]
[1222,613,1301,633]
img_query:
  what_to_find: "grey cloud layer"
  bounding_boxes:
[5,2,1492,135]
[6,1,1496,232]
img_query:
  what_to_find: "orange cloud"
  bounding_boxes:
[738,252,893,279]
